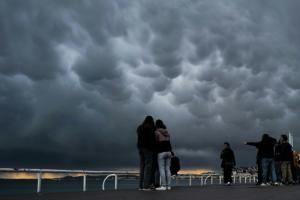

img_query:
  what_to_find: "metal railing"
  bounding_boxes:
[0,168,258,193]
[0,168,135,193]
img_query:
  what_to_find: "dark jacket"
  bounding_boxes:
[137,124,156,151]
[220,148,236,168]
[155,128,172,153]
[261,136,277,158]
[274,144,281,162]
[279,142,293,162]
[247,136,276,159]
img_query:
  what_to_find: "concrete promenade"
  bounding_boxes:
[1,185,300,200]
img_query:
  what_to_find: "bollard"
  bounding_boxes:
[37,172,42,193]
[83,175,87,192]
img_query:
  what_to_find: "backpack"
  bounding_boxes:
[170,156,181,175]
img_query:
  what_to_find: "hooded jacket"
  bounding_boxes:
[155,128,172,153]
[279,142,293,162]
[137,124,156,151]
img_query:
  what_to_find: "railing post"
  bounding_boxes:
[219,176,222,184]
[115,175,118,190]
[201,176,204,186]
[189,176,192,186]
[211,176,213,184]
[102,174,118,191]
[37,172,42,193]
[233,175,236,184]
[83,175,87,192]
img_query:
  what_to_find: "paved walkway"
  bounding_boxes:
[1,185,300,200]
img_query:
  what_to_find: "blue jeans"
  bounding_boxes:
[158,152,172,187]
[262,158,277,183]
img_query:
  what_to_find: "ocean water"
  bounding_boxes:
[0,177,202,196]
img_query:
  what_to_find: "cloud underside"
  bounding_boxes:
[1,0,300,169]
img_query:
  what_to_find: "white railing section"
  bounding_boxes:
[0,168,135,193]
[102,174,118,191]
[0,168,258,193]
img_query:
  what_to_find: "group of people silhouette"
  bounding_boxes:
[220,133,295,186]
[137,115,296,190]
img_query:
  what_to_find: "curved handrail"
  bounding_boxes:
[102,174,118,191]
[203,176,212,185]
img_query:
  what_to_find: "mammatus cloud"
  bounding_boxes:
[1,0,300,170]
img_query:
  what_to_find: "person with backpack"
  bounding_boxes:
[155,119,172,191]
[220,142,236,186]
[279,134,294,184]
[137,116,156,190]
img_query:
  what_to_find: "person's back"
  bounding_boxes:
[136,116,156,190]
[260,134,278,185]
[155,128,172,153]
[137,124,156,151]
[279,135,294,184]
[280,142,293,162]
[260,136,276,158]
[155,119,172,191]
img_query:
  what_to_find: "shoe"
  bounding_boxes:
[142,188,153,191]
[167,186,171,190]
[226,182,231,186]
[260,183,267,186]
[156,186,167,191]
[273,182,280,186]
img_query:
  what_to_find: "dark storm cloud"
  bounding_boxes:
[1,0,300,170]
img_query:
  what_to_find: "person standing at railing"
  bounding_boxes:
[245,134,278,186]
[244,140,263,185]
[279,134,294,185]
[155,119,173,191]
[137,116,156,191]
[220,142,236,186]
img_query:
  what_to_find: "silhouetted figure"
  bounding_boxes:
[245,134,278,185]
[279,134,294,184]
[155,119,172,191]
[260,134,277,185]
[137,116,156,190]
[274,138,282,183]
[244,140,263,185]
[220,142,236,186]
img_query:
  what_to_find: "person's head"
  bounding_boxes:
[155,119,166,129]
[262,133,269,141]
[143,115,154,127]
[281,134,288,142]
[224,142,230,149]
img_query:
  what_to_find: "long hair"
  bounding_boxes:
[142,115,155,128]
[155,119,166,129]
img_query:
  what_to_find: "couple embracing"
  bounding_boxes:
[137,116,173,191]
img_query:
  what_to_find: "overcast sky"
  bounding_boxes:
[1,0,300,171]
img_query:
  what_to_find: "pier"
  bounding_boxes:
[1,185,300,200]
